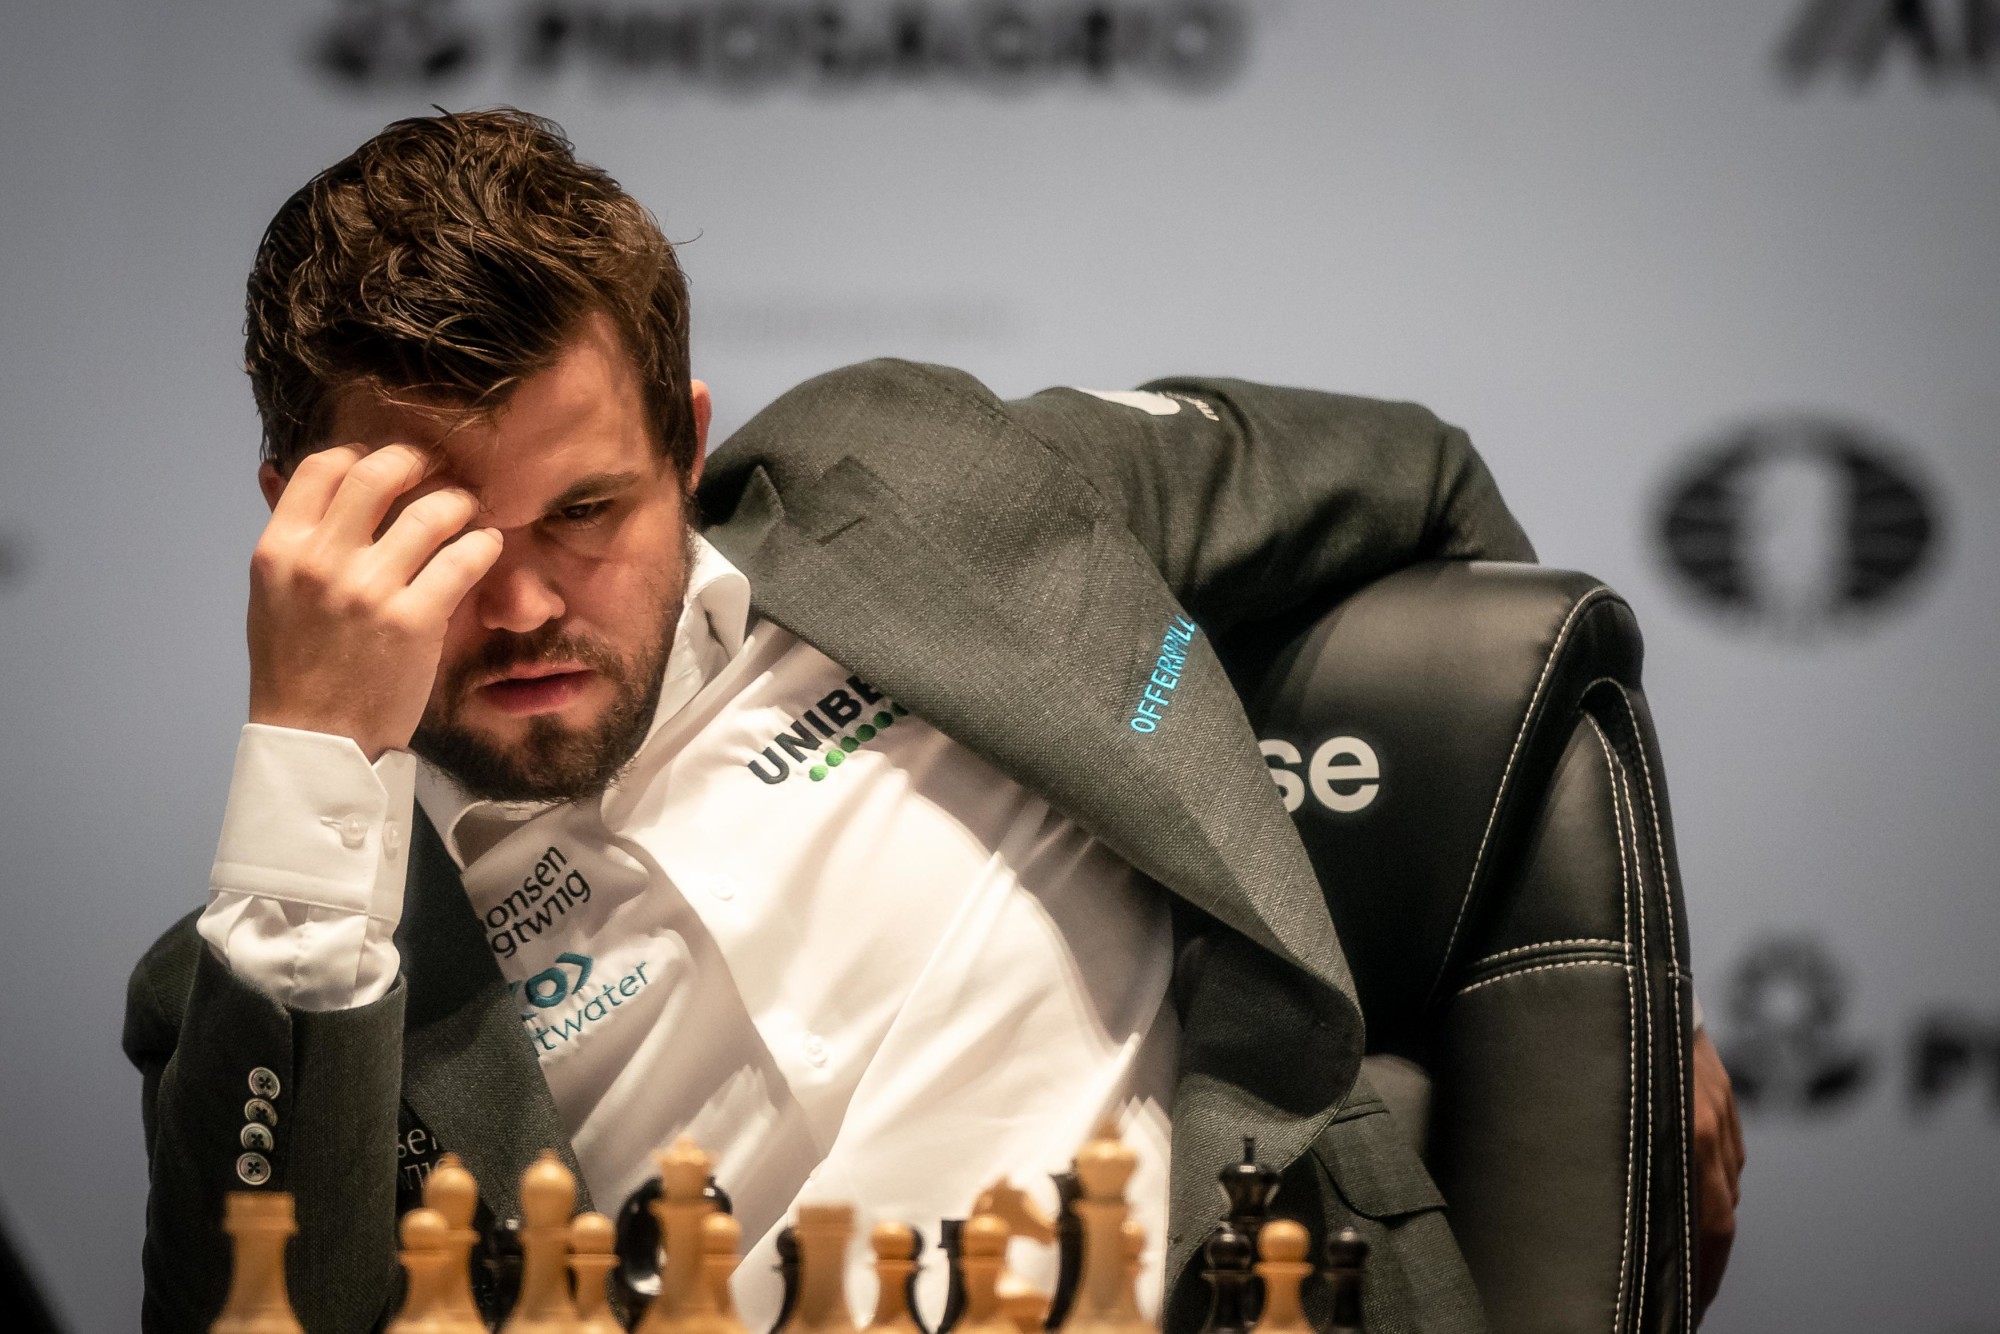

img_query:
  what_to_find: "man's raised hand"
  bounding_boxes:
[247,444,503,760]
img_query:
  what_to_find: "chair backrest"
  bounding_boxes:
[1231,561,1696,1334]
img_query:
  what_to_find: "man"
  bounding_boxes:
[124,109,1741,1332]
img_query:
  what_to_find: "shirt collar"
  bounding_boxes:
[414,532,751,869]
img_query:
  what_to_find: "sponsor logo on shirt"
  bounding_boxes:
[483,845,592,958]
[746,674,910,785]
[1130,616,1197,733]
[508,952,658,1054]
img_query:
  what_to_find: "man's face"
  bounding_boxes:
[274,313,709,802]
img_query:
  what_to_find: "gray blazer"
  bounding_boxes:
[125,360,1534,1334]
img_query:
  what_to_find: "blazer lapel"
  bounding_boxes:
[396,811,592,1219]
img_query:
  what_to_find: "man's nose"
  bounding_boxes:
[473,542,566,633]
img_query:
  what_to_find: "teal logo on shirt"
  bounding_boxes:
[513,954,657,1055]
[1130,616,1197,733]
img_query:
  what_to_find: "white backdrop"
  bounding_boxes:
[2,2,1996,1330]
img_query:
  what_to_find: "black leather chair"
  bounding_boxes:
[1229,562,1696,1334]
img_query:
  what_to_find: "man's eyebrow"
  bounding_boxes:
[545,470,645,510]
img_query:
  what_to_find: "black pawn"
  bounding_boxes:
[1217,1137,1280,1324]
[1042,1171,1084,1332]
[1324,1227,1369,1333]
[768,1225,801,1334]
[1198,1220,1258,1334]
[936,1219,968,1334]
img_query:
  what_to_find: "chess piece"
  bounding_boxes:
[1194,1221,1255,1334]
[864,1221,924,1334]
[621,1173,730,1308]
[572,1212,626,1334]
[1248,1222,1311,1334]
[1042,1173,1083,1332]
[1216,1140,1280,1241]
[422,1153,490,1333]
[702,1210,751,1334]
[974,1180,1054,1334]
[211,1191,304,1334]
[901,1225,932,1334]
[1214,1140,1280,1325]
[1054,1120,1151,1334]
[777,1203,858,1334]
[1110,1222,1144,1328]
[638,1138,721,1334]
[1323,1228,1368,1334]
[387,1208,453,1334]
[768,1226,802,1334]
[953,1215,1018,1334]
[501,1151,579,1334]
[935,1221,967,1334]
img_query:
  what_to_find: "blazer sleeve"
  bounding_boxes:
[998,377,1536,635]
[123,915,404,1333]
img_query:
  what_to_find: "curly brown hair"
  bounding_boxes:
[244,107,696,479]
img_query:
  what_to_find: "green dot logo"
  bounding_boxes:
[756,686,910,790]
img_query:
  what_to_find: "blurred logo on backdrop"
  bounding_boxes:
[1777,0,2000,94]
[1720,934,2000,1120]
[1655,415,1941,637]
[310,0,1249,93]
[317,0,482,84]
[1721,936,1873,1112]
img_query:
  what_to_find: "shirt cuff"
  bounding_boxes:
[198,724,416,1011]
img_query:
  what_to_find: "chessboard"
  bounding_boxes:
[206,1122,1369,1334]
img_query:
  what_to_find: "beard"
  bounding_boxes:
[411,539,693,805]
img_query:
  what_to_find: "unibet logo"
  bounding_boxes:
[1260,736,1381,814]
[747,674,909,785]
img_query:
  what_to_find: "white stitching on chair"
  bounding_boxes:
[1612,752,1655,1330]
[1466,938,1627,969]
[1610,683,1696,1332]
[1428,588,1621,1007]
[1587,714,1641,1334]
[1450,958,1626,996]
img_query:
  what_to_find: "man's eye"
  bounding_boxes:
[555,500,613,526]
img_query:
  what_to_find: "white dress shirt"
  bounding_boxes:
[199,536,1176,1326]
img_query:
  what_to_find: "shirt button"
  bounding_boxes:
[708,876,735,902]
[338,814,368,850]
[801,1034,828,1067]
[236,1153,271,1186]
[248,1067,281,1100]
[383,822,403,859]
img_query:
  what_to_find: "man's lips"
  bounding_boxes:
[476,667,598,716]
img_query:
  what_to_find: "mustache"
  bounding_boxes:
[444,624,630,698]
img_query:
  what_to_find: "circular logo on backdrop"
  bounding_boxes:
[1720,936,1874,1113]
[1656,415,1941,636]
